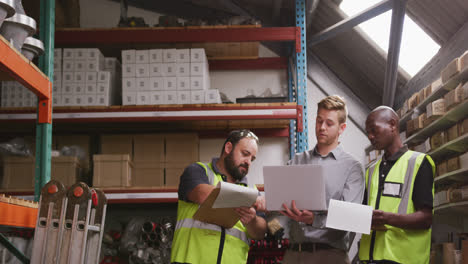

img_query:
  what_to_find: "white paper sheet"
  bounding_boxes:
[211,181,258,208]
[325,199,373,234]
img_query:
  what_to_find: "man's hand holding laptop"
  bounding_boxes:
[280,200,315,225]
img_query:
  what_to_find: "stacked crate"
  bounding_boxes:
[121,48,221,106]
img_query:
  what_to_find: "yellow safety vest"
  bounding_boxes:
[170,162,252,264]
[359,150,435,264]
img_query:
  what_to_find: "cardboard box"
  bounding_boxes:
[177,77,190,91]
[97,82,110,95]
[164,91,178,104]
[85,95,96,106]
[2,156,35,189]
[86,72,98,84]
[149,63,163,77]
[418,88,426,103]
[190,62,207,76]
[56,135,91,168]
[96,94,110,106]
[74,83,85,95]
[63,72,74,83]
[133,134,164,162]
[132,161,163,187]
[176,63,190,77]
[401,99,409,115]
[163,63,176,77]
[164,77,177,91]
[136,64,150,78]
[447,156,460,172]
[149,77,164,91]
[406,119,416,136]
[165,163,185,187]
[98,71,111,83]
[86,83,97,94]
[149,49,163,63]
[74,72,85,84]
[123,64,136,78]
[136,78,150,91]
[122,91,137,105]
[136,91,151,105]
[75,60,86,72]
[53,81,62,94]
[122,77,136,92]
[205,89,221,103]
[432,78,443,92]
[436,161,447,177]
[408,93,419,109]
[191,90,205,104]
[191,76,205,90]
[63,60,74,72]
[461,118,468,135]
[87,48,103,61]
[190,48,206,62]
[62,95,72,105]
[444,83,464,110]
[93,154,133,187]
[51,156,82,187]
[430,131,447,150]
[177,91,191,104]
[135,50,149,64]
[176,49,190,63]
[75,48,87,60]
[442,58,461,83]
[122,50,136,64]
[417,114,426,129]
[460,152,468,170]
[101,135,133,156]
[459,50,468,70]
[53,94,62,106]
[163,49,177,63]
[426,98,445,119]
[165,133,199,163]
[461,82,468,100]
[63,48,74,60]
[150,91,164,104]
[447,124,460,141]
[72,94,86,106]
[424,84,432,99]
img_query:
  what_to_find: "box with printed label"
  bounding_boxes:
[85,72,98,84]
[53,94,62,106]
[63,48,75,60]
[122,78,136,91]
[150,63,163,77]
[98,71,111,83]
[104,57,121,71]
[62,95,72,105]
[177,91,191,104]
[426,99,445,119]
[85,83,97,94]
[85,95,96,106]
[96,94,110,106]
[72,95,86,106]
[122,50,136,64]
[87,61,103,72]
[74,83,85,94]
[444,83,464,110]
[150,91,164,104]
[63,60,74,72]
[75,48,87,60]
[136,78,150,91]
[62,83,73,94]
[93,154,133,188]
[123,64,136,78]
[54,60,62,72]
[122,92,137,105]
[176,63,190,77]
[177,77,190,91]
[205,89,221,103]
[163,63,176,77]
[53,81,62,94]
[97,82,110,95]
[190,62,208,76]
[461,118,468,135]
[164,91,177,104]
[441,58,461,83]
[163,49,177,63]
[176,49,190,63]
[430,131,447,150]
[190,48,206,62]
[191,90,205,104]
[190,77,206,90]
[136,91,151,105]
[87,48,103,60]
[74,72,85,83]
[74,60,86,72]
[54,48,62,59]
[146,77,162,91]
[136,50,149,64]
[136,64,150,77]
[149,49,163,63]
[164,77,177,91]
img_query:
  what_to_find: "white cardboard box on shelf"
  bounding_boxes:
[135,64,150,78]
[164,91,177,104]
[149,77,164,91]
[177,77,190,91]
[123,64,136,78]
[63,83,73,94]
[122,78,136,91]
[86,72,98,84]
[54,60,62,72]
[177,91,191,104]
[150,91,164,104]
[164,77,177,91]
[97,82,110,95]
[62,95,72,105]
[98,71,111,83]
[72,95,86,106]
[75,60,86,72]
[54,48,62,59]
[163,49,177,63]
[74,72,85,84]
[96,94,110,106]
[149,49,163,63]
[149,63,163,77]
[75,48,87,61]
[122,50,136,64]
[62,60,74,72]
[85,95,96,106]
[63,48,75,60]
[136,77,150,91]
[176,63,190,77]
[176,49,190,63]
[86,83,97,94]
[205,89,221,103]
[190,76,208,90]
[122,91,137,105]
[135,50,149,64]
[104,57,121,71]
[87,61,103,72]
[74,83,85,95]
[190,62,208,76]
[191,90,205,104]
[163,63,176,77]
[53,81,62,94]
[190,48,206,63]
[52,94,62,106]
[63,72,74,83]
[87,48,103,60]
[136,91,151,105]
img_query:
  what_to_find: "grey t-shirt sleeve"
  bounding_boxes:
[178,163,210,202]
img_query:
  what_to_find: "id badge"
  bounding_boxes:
[382,182,402,198]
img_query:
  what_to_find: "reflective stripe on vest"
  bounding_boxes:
[175,218,249,245]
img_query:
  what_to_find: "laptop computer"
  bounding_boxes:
[263,165,327,211]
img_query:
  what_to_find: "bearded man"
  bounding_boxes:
[171,129,267,264]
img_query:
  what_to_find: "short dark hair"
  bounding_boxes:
[220,129,259,155]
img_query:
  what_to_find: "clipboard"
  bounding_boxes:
[193,188,241,228]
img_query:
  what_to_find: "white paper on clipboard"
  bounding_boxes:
[325,199,373,234]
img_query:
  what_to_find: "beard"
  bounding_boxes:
[224,152,248,181]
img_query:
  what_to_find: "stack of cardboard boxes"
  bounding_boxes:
[0,81,37,107]
[121,48,221,106]
[93,133,199,188]
[53,48,121,107]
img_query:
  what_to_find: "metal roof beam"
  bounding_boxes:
[308,0,392,46]
[382,0,407,107]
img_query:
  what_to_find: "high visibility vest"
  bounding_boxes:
[170,162,252,264]
[359,150,435,264]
